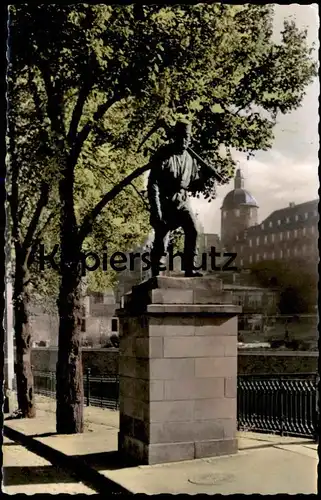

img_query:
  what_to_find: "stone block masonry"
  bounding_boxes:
[117,276,241,465]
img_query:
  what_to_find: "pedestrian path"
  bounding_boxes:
[3,402,317,495]
[2,436,96,495]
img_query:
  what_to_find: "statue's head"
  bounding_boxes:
[173,120,192,152]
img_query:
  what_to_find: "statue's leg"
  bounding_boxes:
[179,208,202,277]
[150,222,170,276]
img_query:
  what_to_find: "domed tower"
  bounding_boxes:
[221,169,258,249]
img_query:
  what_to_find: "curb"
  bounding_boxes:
[4,424,132,495]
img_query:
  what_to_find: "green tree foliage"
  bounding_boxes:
[250,259,318,314]
[8,3,317,432]
[6,67,60,417]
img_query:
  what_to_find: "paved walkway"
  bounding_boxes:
[2,436,96,495]
[3,397,318,495]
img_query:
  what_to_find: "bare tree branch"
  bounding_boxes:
[22,182,49,252]
[26,208,58,268]
[129,183,150,211]
[67,75,93,147]
[79,161,152,243]
[37,59,66,139]
[70,95,117,167]
[27,67,46,124]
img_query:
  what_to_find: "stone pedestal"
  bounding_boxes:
[117,277,241,465]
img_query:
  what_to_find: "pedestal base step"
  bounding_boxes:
[118,433,237,465]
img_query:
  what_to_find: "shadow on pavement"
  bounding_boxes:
[29,432,58,439]
[3,465,78,486]
[79,450,137,471]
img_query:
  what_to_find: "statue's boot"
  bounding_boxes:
[151,263,161,277]
[185,270,203,277]
[184,252,203,278]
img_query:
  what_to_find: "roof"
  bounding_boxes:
[237,199,318,238]
[222,188,259,209]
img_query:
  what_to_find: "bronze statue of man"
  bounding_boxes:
[147,120,217,277]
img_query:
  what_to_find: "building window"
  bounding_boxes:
[280,249,283,258]
[236,235,239,241]
[277,220,281,226]
[111,318,118,333]
[240,245,244,252]
[279,232,283,241]
[261,223,264,230]
[264,235,268,243]
[287,231,290,239]
[249,255,252,264]
[256,254,260,262]
[295,215,299,221]
[271,251,275,259]
[271,234,275,242]
[249,239,252,247]
[305,213,309,219]
[240,258,244,266]
[294,247,298,256]
[311,226,315,234]
[256,236,260,245]
[269,221,273,228]
[287,248,290,256]
[223,211,227,218]
[263,252,267,259]
[235,209,240,217]
[81,319,86,332]
[286,217,290,223]
[302,227,306,236]
[294,229,298,237]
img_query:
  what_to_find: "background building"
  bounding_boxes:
[220,170,318,270]
[221,169,259,249]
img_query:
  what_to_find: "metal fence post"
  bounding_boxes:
[86,368,91,407]
[280,376,284,436]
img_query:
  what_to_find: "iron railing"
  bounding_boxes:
[237,373,318,439]
[33,369,119,410]
[34,369,318,440]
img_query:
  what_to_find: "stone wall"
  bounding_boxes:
[28,348,318,377]
[238,351,318,375]
[29,347,119,375]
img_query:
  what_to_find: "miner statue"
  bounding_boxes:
[147,119,222,277]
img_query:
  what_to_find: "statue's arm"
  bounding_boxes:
[147,163,162,220]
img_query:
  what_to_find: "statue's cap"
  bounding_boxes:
[173,120,192,136]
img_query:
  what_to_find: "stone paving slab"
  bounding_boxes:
[105,447,316,494]
[2,433,96,495]
[36,430,118,457]
[98,445,317,495]
[4,405,318,495]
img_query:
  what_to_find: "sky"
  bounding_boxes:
[191,4,319,235]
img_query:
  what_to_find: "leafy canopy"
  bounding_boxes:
[8,3,317,232]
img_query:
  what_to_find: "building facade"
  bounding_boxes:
[232,199,319,269]
[221,170,318,270]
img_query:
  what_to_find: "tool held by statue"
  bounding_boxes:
[137,117,227,184]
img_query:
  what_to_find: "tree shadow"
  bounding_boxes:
[30,432,58,438]
[79,450,137,471]
[3,465,79,486]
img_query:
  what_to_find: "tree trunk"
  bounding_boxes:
[13,259,36,418]
[56,162,84,434]
[56,250,84,434]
